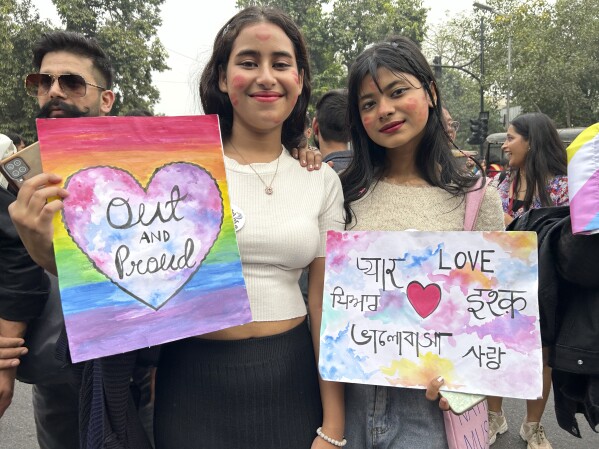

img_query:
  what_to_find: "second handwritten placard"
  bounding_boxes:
[320,230,541,399]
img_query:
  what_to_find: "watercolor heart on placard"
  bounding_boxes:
[406,281,441,318]
[62,162,223,310]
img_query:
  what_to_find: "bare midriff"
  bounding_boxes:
[198,316,306,340]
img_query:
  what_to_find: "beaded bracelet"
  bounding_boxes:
[316,427,347,447]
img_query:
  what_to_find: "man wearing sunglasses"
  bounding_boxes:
[2,31,115,449]
[26,33,115,119]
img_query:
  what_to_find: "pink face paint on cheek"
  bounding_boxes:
[229,93,239,106]
[405,99,418,111]
[232,75,249,90]
[362,115,373,127]
[291,71,299,85]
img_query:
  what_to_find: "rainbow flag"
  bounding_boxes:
[37,115,252,362]
[567,123,599,235]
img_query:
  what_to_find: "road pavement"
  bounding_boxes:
[2,380,599,448]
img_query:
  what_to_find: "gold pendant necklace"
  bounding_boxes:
[229,141,280,195]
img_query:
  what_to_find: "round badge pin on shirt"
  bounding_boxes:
[231,204,245,232]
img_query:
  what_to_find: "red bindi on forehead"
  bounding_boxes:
[255,32,271,41]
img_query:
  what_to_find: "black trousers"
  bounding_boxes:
[154,320,322,449]
[32,367,80,449]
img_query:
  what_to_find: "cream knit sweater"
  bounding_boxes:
[349,180,504,232]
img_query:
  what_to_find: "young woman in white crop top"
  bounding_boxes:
[153,7,346,449]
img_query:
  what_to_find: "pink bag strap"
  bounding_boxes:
[464,177,490,231]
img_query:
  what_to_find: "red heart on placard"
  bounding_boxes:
[406,281,441,318]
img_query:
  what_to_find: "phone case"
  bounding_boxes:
[0,142,42,190]
[440,390,486,415]
[443,399,489,449]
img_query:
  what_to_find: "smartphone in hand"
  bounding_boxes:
[439,391,486,415]
[0,141,42,191]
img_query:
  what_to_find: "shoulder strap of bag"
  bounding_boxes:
[464,177,490,231]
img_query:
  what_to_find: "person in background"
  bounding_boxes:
[313,89,352,173]
[0,134,17,189]
[0,132,50,420]
[507,205,599,441]
[339,35,504,449]
[487,112,568,449]
[442,106,459,143]
[487,162,504,179]
[299,88,352,305]
[443,106,482,174]
[4,30,116,449]
[5,132,26,150]
[492,112,568,227]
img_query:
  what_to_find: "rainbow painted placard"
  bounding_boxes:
[37,115,252,362]
[320,230,542,399]
[567,122,599,235]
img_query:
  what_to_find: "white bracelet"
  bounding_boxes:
[316,427,347,447]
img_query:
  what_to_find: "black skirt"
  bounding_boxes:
[154,320,322,449]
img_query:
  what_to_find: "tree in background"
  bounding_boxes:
[0,0,168,140]
[424,18,495,149]
[479,0,599,128]
[328,0,426,72]
[53,0,169,116]
[424,0,599,141]
[0,0,51,142]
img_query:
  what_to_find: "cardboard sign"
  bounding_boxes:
[38,115,252,362]
[320,230,542,399]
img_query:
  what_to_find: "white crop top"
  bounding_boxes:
[225,149,344,321]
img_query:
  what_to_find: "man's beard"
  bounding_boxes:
[37,99,90,119]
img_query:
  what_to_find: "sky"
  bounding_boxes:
[35,0,475,116]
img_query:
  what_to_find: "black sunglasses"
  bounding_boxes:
[25,73,106,98]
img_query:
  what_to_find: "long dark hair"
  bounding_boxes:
[199,6,311,150]
[509,112,567,210]
[340,36,479,226]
